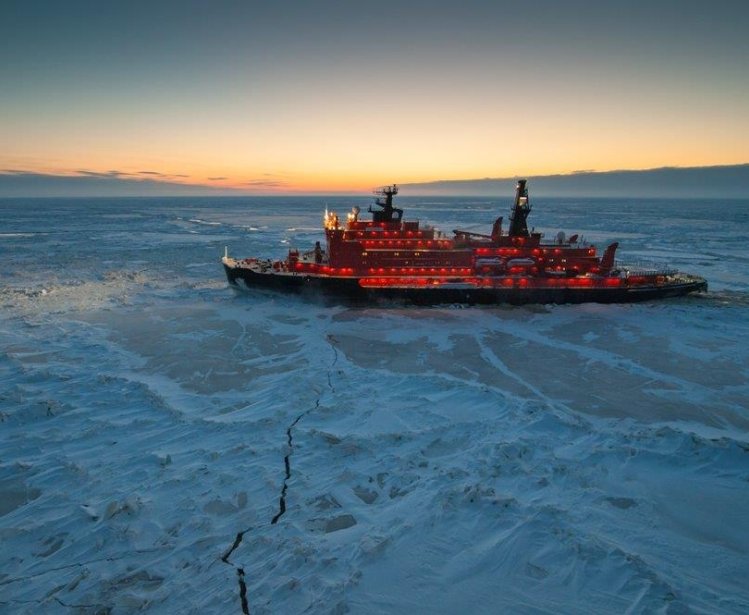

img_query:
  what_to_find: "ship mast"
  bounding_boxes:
[508,179,531,237]
[370,184,403,222]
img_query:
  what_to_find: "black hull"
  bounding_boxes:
[224,265,708,306]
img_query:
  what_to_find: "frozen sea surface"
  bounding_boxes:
[1,196,748,614]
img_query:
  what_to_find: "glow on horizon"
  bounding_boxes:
[1,1,748,194]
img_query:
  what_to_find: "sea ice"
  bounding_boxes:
[1,196,747,613]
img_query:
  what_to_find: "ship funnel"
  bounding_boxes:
[600,242,619,272]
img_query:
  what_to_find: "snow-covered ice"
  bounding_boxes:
[1,196,748,613]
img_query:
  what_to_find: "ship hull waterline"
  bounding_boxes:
[223,264,708,306]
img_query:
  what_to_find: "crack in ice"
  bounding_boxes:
[0,552,152,586]
[54,597,102,610]
[271,335,338,526]
[220,334,339,613]
[237,568,250,614]
[271,401,319,525]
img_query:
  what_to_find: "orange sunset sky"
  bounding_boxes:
[1,1,748,194]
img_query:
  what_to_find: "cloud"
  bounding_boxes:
[0,170,242,197]
[77,169,134,177]
[244,179,288,187]
[77,169,193,182]
[208,176,228,181]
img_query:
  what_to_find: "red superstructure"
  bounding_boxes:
[290,181,617,285]
[223,180,707,304]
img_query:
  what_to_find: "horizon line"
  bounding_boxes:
[1,162,748,198]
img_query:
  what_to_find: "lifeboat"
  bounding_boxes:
[222,180,707,305]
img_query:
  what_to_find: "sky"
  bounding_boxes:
[1,0,748,194]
